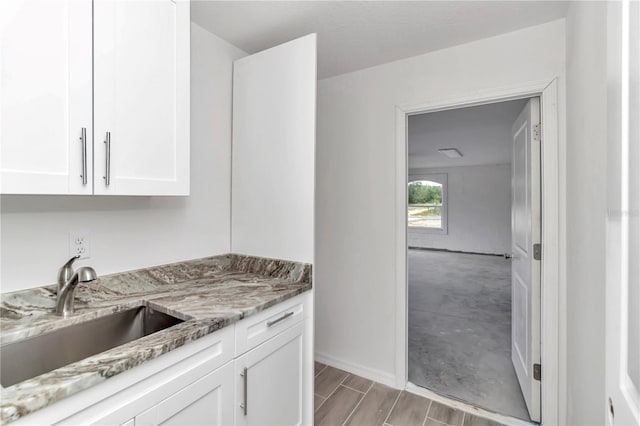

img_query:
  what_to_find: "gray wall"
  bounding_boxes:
[408,164,512,255]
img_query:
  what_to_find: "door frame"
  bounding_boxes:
[394,78,562,425]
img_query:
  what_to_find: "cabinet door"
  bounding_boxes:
[0,0,93,194]
[135,361,234,426]
[235,322,305,426]
[93,0,190,196]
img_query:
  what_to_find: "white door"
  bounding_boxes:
[235,322,305,426]
[511,97,541,422]
[135,361,235,426]
[0,0,92,194]
[93,0,190,196]
[605,1,640,424]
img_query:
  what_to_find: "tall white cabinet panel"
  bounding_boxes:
[235,322,305,426]
[0,0,93,194]
[93,0,190,196]
[135,361,234,426]
[232,34,316,263]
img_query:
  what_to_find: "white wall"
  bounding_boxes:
[315,20,565,385]
[0,24,246,293]
[565,2,608,425]
[231,35,316,263]
[408,164,511,255]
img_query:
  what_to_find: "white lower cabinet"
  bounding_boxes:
[135,361,234,426]
[235,322,305,426]
[19,293,312,426]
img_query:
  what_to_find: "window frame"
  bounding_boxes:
[407,173,448,235]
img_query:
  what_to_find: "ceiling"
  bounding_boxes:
[191,1,568,79]
[408,98,528,169]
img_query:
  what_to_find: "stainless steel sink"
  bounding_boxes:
[0,306,184,387]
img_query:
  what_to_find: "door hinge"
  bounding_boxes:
[533,363,541,381]
[533,243,541,261]
[533,123,541,141]
[609,397,615,421]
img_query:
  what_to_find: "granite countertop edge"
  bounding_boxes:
[0,253,312,424]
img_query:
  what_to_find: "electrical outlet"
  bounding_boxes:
[69,232,91,259]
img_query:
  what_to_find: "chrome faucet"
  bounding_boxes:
[56,255,97,317]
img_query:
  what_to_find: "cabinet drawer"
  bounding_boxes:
[235,294,308,356]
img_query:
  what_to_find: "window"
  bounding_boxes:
[407,174,447,233]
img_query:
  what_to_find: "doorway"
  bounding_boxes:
[406,99,536,421]
[394,81,561,425]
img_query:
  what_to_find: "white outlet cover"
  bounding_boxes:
[69,232,91,259]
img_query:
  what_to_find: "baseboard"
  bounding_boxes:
[314,352,397,389]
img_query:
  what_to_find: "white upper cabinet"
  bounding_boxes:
[93,0,190,196]
[0,0,190,196]
[0,0,93,195]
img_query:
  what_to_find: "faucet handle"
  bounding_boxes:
[58,255,80,286]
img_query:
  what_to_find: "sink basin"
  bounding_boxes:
[0,306,184,387]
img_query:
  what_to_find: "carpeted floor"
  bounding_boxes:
[408,248,531,421]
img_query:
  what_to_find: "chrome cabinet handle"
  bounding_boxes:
[80,128,87,185]
[103,132,111,186]
[266,311,294,327]
[240,367,248,416]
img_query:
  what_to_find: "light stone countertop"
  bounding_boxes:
[0,254,312,424]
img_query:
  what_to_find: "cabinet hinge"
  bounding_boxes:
[533,243,541,260]
[533,363,541,381]
[533,123,541,141]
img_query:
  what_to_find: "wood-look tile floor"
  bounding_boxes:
[314,362,503,426]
